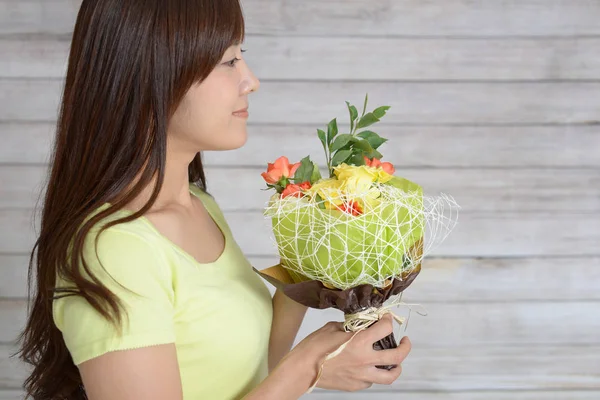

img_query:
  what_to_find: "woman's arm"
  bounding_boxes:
[244,347,315,399]
[79,315,411,400]
[78,340,314,400]
[78,344,184,400]
[268,289,308,371]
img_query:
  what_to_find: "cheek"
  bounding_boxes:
[169,75,246,150]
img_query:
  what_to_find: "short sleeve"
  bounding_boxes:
[53,227,176,365]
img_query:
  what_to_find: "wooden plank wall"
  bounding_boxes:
[1,1,599,399]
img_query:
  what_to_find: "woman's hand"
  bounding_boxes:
[290,313,412,392]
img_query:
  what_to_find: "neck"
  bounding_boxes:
[128,137,199,212]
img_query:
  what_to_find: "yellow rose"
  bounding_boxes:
[333,164,383,210]
[341,176,381,210]
[306,178,344,209]
[334,164,393,184]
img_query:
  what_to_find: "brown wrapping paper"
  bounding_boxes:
[253,263,421,370]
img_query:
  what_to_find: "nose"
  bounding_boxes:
[239,63,260,95]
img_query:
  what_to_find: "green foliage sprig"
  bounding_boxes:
[317,94,390,177]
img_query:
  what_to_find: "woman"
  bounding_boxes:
[17,0,412,399]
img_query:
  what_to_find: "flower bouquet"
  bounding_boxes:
[254,94,459,388]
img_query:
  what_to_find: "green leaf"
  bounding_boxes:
[267,183,285,193]
[327,118,338,144]
[356,112,380,129]
[373,105,390,119]
[330,133,353,152]
[310,162,322,183]
[346,101,358,132]
[361,93,369,117]
[357,131,387,149]
[367,149,383,160]
[348,152,366,166]
[353,139,374,153]
[331,149,353,167]
[317,129,327,150]
[315,194,327,209]
[293,156,314,183]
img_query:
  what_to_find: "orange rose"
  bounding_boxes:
[363,156,395,175]
[281,181,311,198]
[336,200,363,216]
[261,156,301,185]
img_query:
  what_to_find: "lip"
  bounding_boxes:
[233,106,248,113]
[232,107,249,118]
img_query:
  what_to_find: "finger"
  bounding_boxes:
[372,336,412,366]
[362,365,403,386]
[324,320,345,331]
[362,313,394,343]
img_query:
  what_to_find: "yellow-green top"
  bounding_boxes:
[53,185,273,399]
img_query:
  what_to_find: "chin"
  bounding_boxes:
[217,128,248,151]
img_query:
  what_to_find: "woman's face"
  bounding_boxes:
[168,43,260,154]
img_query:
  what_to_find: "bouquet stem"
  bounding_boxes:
[372,331,398,370]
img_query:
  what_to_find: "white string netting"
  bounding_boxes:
[264,182,460,290]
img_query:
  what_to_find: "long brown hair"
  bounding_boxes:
[16,0,245,398]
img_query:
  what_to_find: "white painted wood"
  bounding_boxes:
[3,37,600,80]
[0,301,27,343]
[1,343,599,391]
[0,391,23,400]
[2,0,600,37]
[3,79,600,124]
[0,79,62,121]
[1,389,600,400]
[0,0,79,36]
[0,39,68,78]
[302,391,600,400]
[0,256,30,299]
[2,122,599,168]
[4,165,599,212]
[2,388,600,400]
[2,298,599,345]
[244,0,600,37]
[1,0,598,397]
[0,344,27,389]
[248,36,600,80]
[0,122,53,164]
[2,208,599,257]
[4,254,599,302]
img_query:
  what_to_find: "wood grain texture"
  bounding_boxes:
[2,389,600,400]
[2,297,600,345]
[300,392,600,400]
[2,0,600,37]
[0,391,23,400]
[4,254,599,301]
[3,37,600,80]
[2,208,599,257]
[3,165,598,212]
[1,343,599,391]
[2,79,600,124]
[2,122,599,168]
[1,0,598,397]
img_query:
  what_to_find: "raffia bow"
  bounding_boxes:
[306,296,426,393]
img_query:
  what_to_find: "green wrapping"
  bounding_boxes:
[267,177,425,289]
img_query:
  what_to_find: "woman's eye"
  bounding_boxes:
[225,57,241,67]
[223,49,246,67]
